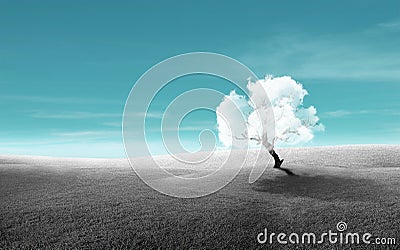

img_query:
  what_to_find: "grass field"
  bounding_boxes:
[1,145,399,249]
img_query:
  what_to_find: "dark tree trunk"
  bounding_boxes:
[269,149,283,168]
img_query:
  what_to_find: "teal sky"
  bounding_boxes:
[1,0,399,157]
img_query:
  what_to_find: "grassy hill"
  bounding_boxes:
[1,145,399,249]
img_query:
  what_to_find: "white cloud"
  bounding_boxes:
[0,94,119,104]
[0,129,124,158]
[377,20,400,31]
[240,31,400,81]
[216,90,251,148]
[102,122,122,127]
[31,111,121,119]
[323,110,370,118]
[51,130,120,138]
[0,141,124,158]
[133,112,164,119]
[216,76,323,148]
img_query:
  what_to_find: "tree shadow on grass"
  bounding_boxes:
[275,167,297,176]
[253,174,389,202]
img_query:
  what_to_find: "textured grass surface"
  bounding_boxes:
[1,145,399,249]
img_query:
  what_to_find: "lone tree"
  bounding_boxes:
[235,128,284,168]
[217,76,323,168]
